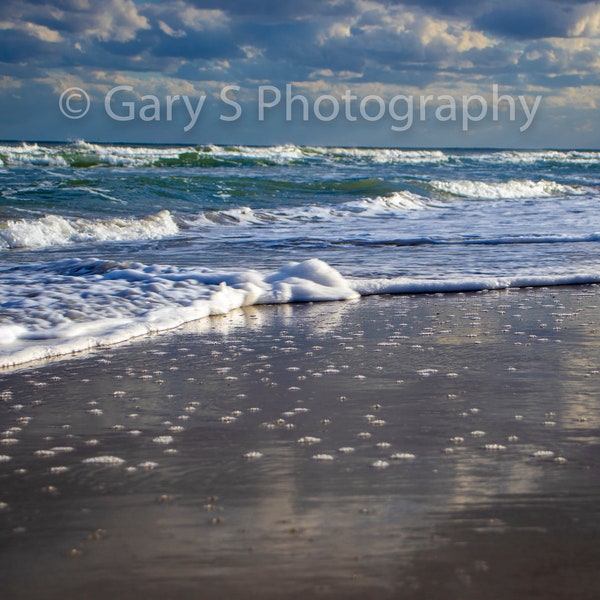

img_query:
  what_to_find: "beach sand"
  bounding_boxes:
[1,287,600,599]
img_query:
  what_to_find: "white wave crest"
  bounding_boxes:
[0,210,178,250]
[191,191,434,229]
[0,142,69,167]
[1,142,599,169]
[474,150,600,165]
[430,179,586,199]
[346,191,433,212]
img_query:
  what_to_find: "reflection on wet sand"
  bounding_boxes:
[1,288,600,599]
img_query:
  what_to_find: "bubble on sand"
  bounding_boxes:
[51,446,75,453]
[34,450,56,458]
[371,460,390,469]
[483,444,507,452]
[312,454,334,461]
[532,450,555,459]
[243,451,263,460]
[153,436,174,445]
[0,455,12,463]
[0,438,18,445]
[138,461,159,470]
[3,427,22,436]
[82,456,125,466]
[298,436,321,445]
[50,466,70,474]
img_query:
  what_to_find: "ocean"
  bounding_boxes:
[1,141,599,367]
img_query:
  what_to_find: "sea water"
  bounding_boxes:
[1,141,599,366]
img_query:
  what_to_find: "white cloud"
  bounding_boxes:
[317,3,496,59]
[569,3,600,37]
[146,2,230,35]
[157,20,185,38]
[0,19,63,43]
[80,0,150,42]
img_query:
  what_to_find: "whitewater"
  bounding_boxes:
[1,142,599,367]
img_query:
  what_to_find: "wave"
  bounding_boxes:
[3,184,598,251]
[0,210,178,249]
[0,142,450,168]
[428,179,588,199]
[329,232,600,248]
[4,142,597,170]
[0,192,436,250]
[471,150,600,166]
[2,257,600,368]
[195,191,434,227]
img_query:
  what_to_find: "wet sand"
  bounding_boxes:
[1,287,600,599]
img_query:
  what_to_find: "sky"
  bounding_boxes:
[0,0,599,147]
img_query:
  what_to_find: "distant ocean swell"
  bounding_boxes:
[1,141,600,168]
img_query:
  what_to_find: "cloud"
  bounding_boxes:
[0,0,598,147]
[0,0,150,44]
[473,0,600,40]
[569,3,600,36]
[474,2,568,39]
[0,20,63,43]
[185,0,356,20]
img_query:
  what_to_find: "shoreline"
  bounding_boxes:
[1,287,600,599]
[4,274,600,371]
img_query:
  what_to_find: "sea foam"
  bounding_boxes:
[0,258,357,367]
[2,256,600,368]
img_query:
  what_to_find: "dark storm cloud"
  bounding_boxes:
[474,1,572,39]
[0,30,50,62]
